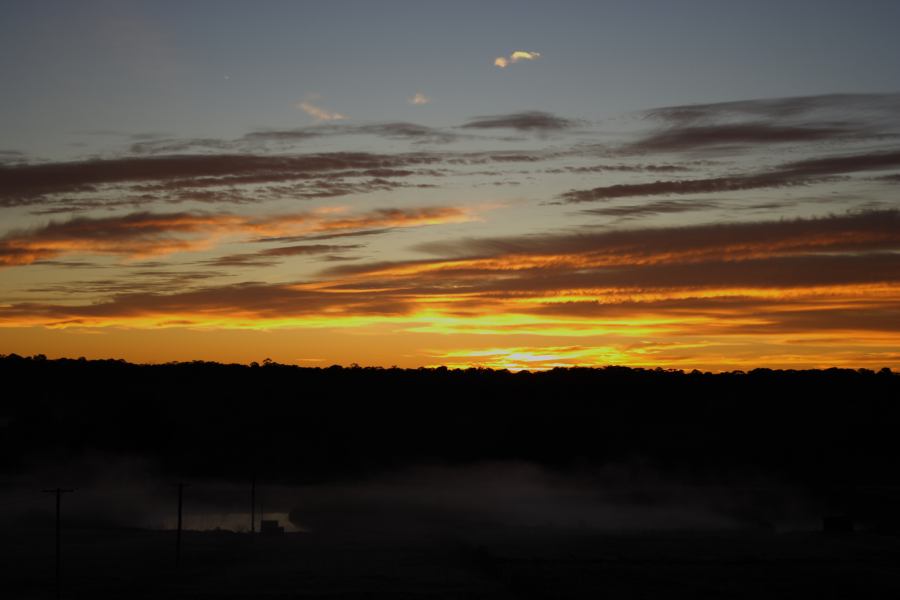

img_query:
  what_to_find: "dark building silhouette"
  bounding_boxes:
[260,519,285,535]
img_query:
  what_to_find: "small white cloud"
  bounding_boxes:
[409,92,431,105]
[494,50,541,69]
[296,99,346,121]
[510,50,540,63]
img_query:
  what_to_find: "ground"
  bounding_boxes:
[3,525,900,598]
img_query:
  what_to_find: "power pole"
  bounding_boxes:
[250,475,256,534]
[42,488,75,600]
[174,483,187,569]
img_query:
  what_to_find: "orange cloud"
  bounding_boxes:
[0,206,480,266]
[3,211,900,371]
[0,213,243,265]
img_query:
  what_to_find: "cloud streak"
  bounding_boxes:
[296,99,346,122]
[624,123,858,154]
[0,206,479,266]
[643,93,900,124]
[494,50,541,68]
[581,200,721,220]
[0,152,446,205]
[203,244,364,268]
[561,149,900,202]
[0,212,239,265]
[351,210,900,275]
[461,111,577,132]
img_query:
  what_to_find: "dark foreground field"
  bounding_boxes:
[2,355,900,597]
[3,524,900,599]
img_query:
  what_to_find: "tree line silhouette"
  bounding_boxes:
[2,354,898,493]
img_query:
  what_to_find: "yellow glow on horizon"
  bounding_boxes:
[2,266,899,370]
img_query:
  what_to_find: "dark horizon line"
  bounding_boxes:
[1,352,895,376]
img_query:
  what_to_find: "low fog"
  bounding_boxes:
[1,453,824,537]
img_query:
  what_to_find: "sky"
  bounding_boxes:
[2,0,900,370]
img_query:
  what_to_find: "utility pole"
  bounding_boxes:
[250,475,256,534]
[42,488,75,600]
[174,483,187,569]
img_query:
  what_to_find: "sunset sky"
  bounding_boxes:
[2,0,900,370]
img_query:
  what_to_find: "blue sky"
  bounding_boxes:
[4,0,900,158]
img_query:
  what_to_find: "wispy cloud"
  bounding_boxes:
[296,98,346,121]
[494,50,541,68]
[581,200,721,220]
[0,212,239,265]
[628,93,900,157]
[0,206,481,266]
[129,137,238,155]
[461,111,577,132]
[624,123,857,154]
[362,210,900,273]
[560,149,900,202]
[408,92,431,105]
[203,244,363,268]
[643,93,900,124]
[0,152,444,206]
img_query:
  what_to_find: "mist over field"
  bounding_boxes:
[2,454,821,535]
